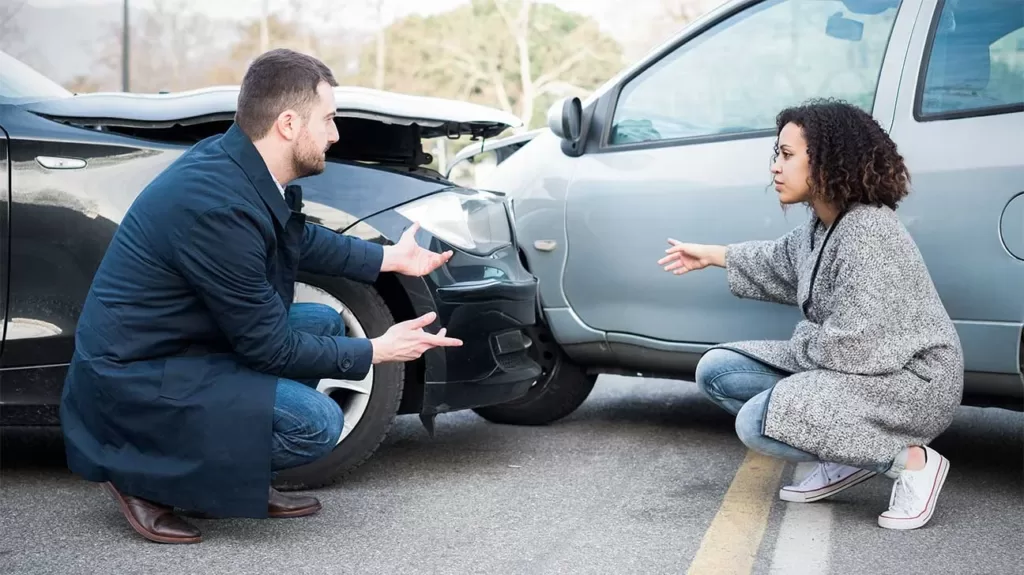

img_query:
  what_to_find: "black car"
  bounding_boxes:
[0,50,542,489]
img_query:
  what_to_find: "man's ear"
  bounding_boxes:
[274,109,301,141]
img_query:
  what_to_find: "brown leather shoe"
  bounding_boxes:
[268,487,321,518]
[101,482,202,544]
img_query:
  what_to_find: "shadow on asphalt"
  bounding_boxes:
[3,381,1020,494]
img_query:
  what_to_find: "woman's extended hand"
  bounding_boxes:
[658,240,727,275]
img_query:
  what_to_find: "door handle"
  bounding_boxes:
[534,240,557,252]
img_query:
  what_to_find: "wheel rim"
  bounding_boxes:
[526,326,559,388]
[292,282,373,444]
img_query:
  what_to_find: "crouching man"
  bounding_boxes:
[59,48,462,544]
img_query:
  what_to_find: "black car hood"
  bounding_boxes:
[20,86,521,139]
[296,161,454,232]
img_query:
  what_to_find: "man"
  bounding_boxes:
[59,49,462,545]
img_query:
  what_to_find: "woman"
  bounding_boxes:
[658,99,963,530]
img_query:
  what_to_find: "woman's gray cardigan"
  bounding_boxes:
[714,203,963,469]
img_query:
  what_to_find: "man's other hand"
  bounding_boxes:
[370,312,463,364]
[380,222,454,277]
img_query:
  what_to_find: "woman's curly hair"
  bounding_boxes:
[772,98,911,212]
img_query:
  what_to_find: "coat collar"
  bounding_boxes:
[220,122,292,227]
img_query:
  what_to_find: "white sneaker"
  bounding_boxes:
[779,462,877,503]
[878,445,950,530]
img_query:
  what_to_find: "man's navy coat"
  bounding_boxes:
[59,123,384,518]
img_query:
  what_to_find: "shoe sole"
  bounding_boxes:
[101,483,203,544]
[877,455,949,530]
[780,469,878,503]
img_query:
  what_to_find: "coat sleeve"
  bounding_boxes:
[173,205,373,380]
[299,222,384,283]
[724,224,803,306]
[801,232,923,374]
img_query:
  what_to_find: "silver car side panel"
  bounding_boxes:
[886,0,1024,380]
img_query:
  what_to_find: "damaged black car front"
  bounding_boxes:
[0,51,542,489]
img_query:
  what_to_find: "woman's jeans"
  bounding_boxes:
[270,303,346,472]
[694,348,895,475]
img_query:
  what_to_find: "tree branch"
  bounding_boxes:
[492,0,517,38]
[537,80,589,97]
[534,48,592,90]
[435,41,491,82]
[489,64,514,115]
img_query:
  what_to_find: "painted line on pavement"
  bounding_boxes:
[686,450,785,575]
[769,462,834,575]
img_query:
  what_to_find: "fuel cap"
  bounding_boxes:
[999,193,1024,261]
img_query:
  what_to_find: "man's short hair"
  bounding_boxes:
[235,49,339,141]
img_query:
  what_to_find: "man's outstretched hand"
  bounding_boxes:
[380,222,454,277]
[370,312,462,364]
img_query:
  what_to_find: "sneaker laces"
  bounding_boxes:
[889,473,919,515]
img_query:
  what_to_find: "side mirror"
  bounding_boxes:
[547,97,582,144]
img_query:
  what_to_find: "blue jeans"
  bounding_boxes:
[270,303,346,471]
[695,349,898,475]
[695,348,820,463]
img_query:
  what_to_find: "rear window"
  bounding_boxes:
[917,0,1024,120]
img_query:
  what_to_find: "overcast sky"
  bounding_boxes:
[24,0,635,31]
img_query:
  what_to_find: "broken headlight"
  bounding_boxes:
[394,188,512,256]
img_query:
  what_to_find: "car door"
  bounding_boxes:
[885,0,1024,393]
[560,0,921,348]
[0,124,9,358]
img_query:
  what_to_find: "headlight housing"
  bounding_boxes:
[394,188,512,255]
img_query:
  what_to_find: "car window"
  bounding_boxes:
[607,0,902,146]
[918,0,1024,120]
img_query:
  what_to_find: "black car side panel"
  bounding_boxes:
[4,139,181,369]
[0,106,473,424]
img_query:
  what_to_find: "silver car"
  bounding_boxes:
[461,0,1024,425]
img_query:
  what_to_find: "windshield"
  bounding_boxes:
[0,50,73,103]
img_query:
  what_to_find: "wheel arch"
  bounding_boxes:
[374,271,428,415]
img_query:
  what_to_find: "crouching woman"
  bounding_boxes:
[658,99,963,530]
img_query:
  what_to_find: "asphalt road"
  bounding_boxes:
[2,375,1022,575]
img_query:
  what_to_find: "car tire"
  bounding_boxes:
[472,325,596,426]
[271,273,403,491]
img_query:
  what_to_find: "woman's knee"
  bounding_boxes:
[694,348,745,398]
[734,392,818,462]
[734,398,764,449]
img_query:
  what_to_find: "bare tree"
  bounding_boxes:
[347,0,623,128]
[491,0,614,130]
[370,0,388,90]
[260,0,271,54]
[661,0,705,25]
[0,0,27,56]
[142,0,216,90]
[94,0,219,92]
[451,0,620,129]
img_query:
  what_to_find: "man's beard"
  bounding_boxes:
[292,138,326,178]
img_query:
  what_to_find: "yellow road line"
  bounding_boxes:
[687,450,786,575]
